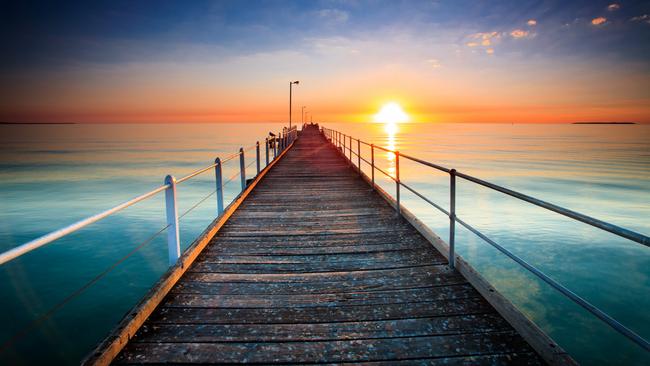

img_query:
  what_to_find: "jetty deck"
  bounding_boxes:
[108,126,545,364]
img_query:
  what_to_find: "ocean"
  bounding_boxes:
[0,122,648,364]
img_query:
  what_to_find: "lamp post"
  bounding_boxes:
[289,80,299,129]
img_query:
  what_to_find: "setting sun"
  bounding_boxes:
[374,102,409,134]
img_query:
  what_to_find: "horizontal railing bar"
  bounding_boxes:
[401,153,451,173]
[0,184,170,266]
[454,215,650,351]
[176,151,242,184]
[373,145,394,153]
[400,181,450,217]
[455,171,649,247]
[359,155,371,166]
[373,165,396,181]
[177,164,217,184]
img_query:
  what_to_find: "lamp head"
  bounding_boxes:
[292,80,299,85]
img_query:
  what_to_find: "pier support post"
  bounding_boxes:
[164,175,180,265]
[395,151,401,216]
[274,135,278,159]
[215,158,223,216]
[449,169,456,269]
[256,141,261,175]
[239,147,246,191]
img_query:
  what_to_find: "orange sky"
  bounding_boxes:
[1,2,649,124]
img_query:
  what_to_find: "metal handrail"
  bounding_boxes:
[177,150,242,184]
[0,184,169,266]
[321,126,650,351]
[0,127,300,268]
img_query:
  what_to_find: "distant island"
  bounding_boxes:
[572,122,636,125]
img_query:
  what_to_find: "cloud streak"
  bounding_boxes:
[591,17,607,26]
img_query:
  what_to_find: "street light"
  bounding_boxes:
[301,106,306,125]
[289,80,299,129]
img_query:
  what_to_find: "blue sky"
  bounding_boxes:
[1,0,649,122]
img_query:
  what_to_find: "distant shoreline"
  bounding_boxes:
[572,122,636,125]
[0,122,77,125]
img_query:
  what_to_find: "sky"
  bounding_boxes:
[0,0,649,123]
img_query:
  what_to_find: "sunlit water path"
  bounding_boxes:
[0,122,648,364]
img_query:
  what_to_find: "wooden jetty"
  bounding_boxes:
[86,125,573,365]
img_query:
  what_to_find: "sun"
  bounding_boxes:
[373,102,409,134]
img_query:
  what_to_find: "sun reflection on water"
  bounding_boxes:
[386,123,397,176]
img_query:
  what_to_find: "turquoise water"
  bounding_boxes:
[0,123,648,365]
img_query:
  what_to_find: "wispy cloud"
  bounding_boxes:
[630,14,650,24]
[527,19,537,26]
[426,58,441,68]
[510,29,530,39]
[607,3,620,12]
[591,17,607,26]
[466,31,501,47]
[316,8,349,23]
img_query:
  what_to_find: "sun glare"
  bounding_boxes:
[374,102,409,134]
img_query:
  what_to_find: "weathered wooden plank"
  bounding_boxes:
[164,284,478,308]
[115,331,534,364]
[150,298,495,324]
[335,353,544,365]
[202,243,438,262]
[131,313,511,343]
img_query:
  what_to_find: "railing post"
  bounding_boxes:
[349,135,352,161]
[214,158,224,216]
[371,143,375,189]
[357,138,361,173]
[274,134,278,158]
[449,169,456,270]
[343,134,346,157]
[265,138,269,166]
[239,147,246,191]
[164,175,180,265]
[256,141,261,175]
[395,151,401,216]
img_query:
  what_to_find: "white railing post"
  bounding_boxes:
[449,169,456,269]
[214,158,223,216]
[349,135,352,161]
[371,143,375,189]
[395,151,401,216]
[164,175,180,265]
[357,138,361,174]
[256,141,261,175]
[239,147,246,191]
[274,134,278,158]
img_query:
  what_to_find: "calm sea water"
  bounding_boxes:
[0,123,648,365]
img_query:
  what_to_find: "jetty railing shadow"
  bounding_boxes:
[321,126,649,352]
[0,126,298,351]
